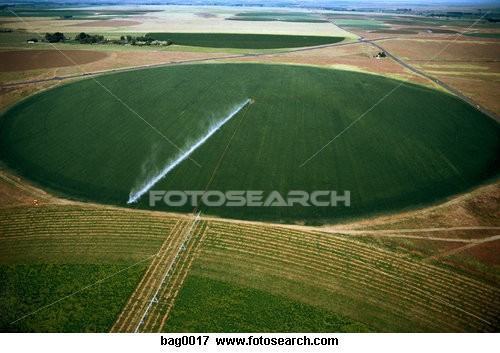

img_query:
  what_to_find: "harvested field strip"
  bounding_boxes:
[0,221,177,230]
[252,227,500,304]
[206,235,495,328]
[206,228,495,312]
[111,219,189,332]
[0,207,179,225]
[0,213,179,231]
[244,224,500,300]
[0,232,169,240]
[0,207,174,221]
[204,234,494,328]
[218,224,496,297]
[0,226,175,237]
[192,222,500,331]
[232,223,499,299]
[0,206,180,263]
[200,247,491,332]
[198,252,461,332]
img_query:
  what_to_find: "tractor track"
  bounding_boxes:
[110,213,207,333]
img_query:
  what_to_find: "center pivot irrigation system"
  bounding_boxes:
[127,98,254,204]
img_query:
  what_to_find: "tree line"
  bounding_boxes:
[41,32,172,46]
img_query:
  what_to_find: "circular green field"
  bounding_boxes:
[1,64,498,222]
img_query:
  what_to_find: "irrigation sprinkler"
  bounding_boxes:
[127,98,253,204]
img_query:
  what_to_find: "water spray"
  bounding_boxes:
[127,98,252,204]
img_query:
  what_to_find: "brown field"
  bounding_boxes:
[48,49,231,75]
[0,49,232,83]
[0,168,52,207]
[332,183,500,231]
[461,240,500,266]
[375,38,500,114]
[379,38,500,61]
[0,48,235,113]
[0,81,62,111]
[0,49,109,72]
[0,48,231,111]
[440,74,500,114]
[232,42,433,86]
[0,49,232,85]
[354,28,499,42]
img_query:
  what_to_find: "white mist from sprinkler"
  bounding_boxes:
[127,98,252,204]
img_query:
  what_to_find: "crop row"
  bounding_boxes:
[208,223,500,307]
[204,236,476,330]
[217,226,497,307]
[199,250,460,332]
[196,221,500,331]
[212,222,499,301]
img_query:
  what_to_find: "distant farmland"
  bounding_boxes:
[147,33,344,49]
[0,63,498,223]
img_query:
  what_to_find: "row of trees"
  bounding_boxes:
[75,32,105,44]
[42,32,172,46]
[45,32,65,43]
[119,34,172,46]
[44,32,103,44]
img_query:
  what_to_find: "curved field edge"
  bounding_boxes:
[146,33,345,49]
[0,63,498,224]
